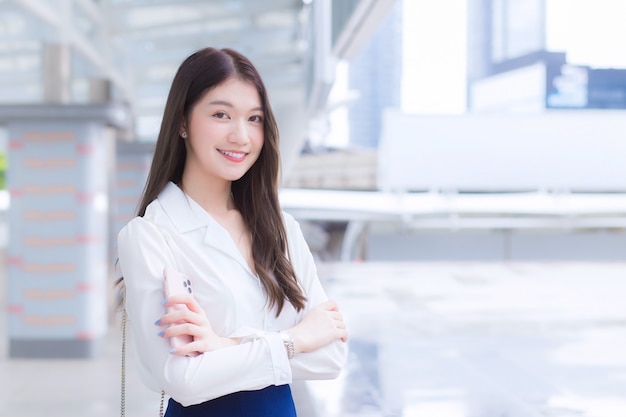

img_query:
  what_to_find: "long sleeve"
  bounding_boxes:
[118,217,291,406]
[284,215,349,380]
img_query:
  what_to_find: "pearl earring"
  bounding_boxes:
[181,132,187,139]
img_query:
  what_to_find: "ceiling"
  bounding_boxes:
[0,0,397,172]
[0,0,310,139]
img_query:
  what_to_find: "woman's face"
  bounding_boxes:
[182,77,264,185]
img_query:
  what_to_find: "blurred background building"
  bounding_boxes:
[287,0,626,263]
[348,0,403,149]
[468,0,626,112]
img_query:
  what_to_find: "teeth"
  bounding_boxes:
[220,150,245,158]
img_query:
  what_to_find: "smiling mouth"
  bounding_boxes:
[218,149,247,160]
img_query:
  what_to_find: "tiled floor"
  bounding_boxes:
[310,262,626,417]
[2,261,626,417]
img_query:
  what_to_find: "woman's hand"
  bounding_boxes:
[157,294,240,356]
[288,300,348,355]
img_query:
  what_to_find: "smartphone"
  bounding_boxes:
[163,267,199,356]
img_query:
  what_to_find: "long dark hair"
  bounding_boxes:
[118,47,306,315]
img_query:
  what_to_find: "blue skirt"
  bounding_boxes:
[164,384,297,417]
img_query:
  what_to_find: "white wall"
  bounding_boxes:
[378,109,626,192]
[470,62,547,113]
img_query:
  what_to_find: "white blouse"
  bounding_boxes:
[117,182,347,406]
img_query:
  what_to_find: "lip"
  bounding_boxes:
[218,149,248,162]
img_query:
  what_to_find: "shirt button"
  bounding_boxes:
[280,372,288,380]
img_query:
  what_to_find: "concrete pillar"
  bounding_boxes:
[89,79,112,103]
[42,44,72,104]
[0,103,130,358]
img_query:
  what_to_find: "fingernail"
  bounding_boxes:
[154,319,161,326]
[169,349,177,354]
[157,330,164,337]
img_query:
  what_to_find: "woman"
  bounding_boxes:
[117,47,348,416]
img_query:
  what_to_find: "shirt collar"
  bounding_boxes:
[157,181,254,275]
[157,181,211,233]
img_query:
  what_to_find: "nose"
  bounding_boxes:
[228,119,250,144]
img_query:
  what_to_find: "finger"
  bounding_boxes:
[182,340,208,354]
[319,299,339,311]
[171,343,200,357]
[165,294,201,313]
[330,311,343,321]
[339,328,349,343]
[161,322,197,338]
[160,309,197,325]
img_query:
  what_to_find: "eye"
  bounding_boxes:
[249,115,263,123]
[214,112,229,119]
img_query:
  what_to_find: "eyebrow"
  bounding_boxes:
[208,100,263,112]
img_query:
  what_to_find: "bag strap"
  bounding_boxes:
[121,309,165,417]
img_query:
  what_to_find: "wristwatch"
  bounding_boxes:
[280,331,295,359]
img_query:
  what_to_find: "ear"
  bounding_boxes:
[179,119,188,138]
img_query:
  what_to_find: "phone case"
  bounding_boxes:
[163,267,199,356]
